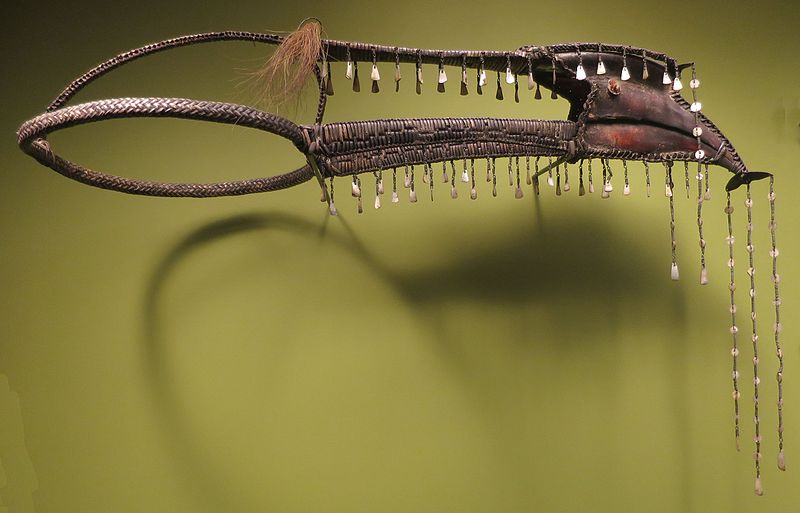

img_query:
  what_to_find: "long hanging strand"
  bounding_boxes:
[491,157,498,197]
[768,176,786,471]
[690,63,707,284]
[469,159,478,199]
[391,168,399,203]
[601,159,612,199]
[328,177,338,215]
[515,157,524,198]
[666,163,679,280]
[450,161,458,199]
[645,161,651,197]
[745,184,763,496]
[555,164,562,196]
[470,158,477,199]
[356,176,364,213]
[525,155,532,186]
[409,165,418,202]
[623,160,630,195]
[427,161,435,201]
[696,163,708,284]
[725,191,741,451]
[684,161,691,199]
[374,172,382,209]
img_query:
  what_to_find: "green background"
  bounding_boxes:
[1,0,798,511]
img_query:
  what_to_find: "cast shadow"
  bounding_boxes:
[141,208,692,513]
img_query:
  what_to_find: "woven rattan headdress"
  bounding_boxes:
[16,20,786,495]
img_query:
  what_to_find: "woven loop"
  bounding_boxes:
[17,97,314,197]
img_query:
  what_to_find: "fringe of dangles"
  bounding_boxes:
[313,33,788,496]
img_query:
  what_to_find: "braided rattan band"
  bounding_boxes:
[319,118,577,176]
[17,97,314,197]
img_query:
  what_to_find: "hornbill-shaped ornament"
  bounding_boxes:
[15,19,786,495]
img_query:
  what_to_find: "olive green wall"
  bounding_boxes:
[1,1,798,511]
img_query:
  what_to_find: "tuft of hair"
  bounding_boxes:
[250,19,323,111]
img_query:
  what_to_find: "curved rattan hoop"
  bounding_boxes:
[17,97,314,197]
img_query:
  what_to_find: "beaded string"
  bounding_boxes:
[391,168,399,203]
[450,160,458,199]
[768,176,786,471]
[623,159,630,195]
[394,49,401,93]
[555,165,562,196]
[470,158,477,199]
[409,165,417,202]
[327,177,337,215]
[684,161,691,199]
[745,183,763,495]
[725,191,741,450]
[491,157,498,197]
[427,161,435,201]
[666,163,679,280]
[374,172,382,209]
[525,156,532,186]
[697,163,708,284]
[356,176,364,213]
[689,64,707,284]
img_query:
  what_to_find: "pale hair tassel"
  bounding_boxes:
[250,19,323,109]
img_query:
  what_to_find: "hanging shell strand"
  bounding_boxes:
[725,191,741,451]
[666,163,679,280]
[745,184,763,496]
[768,176,786,471]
